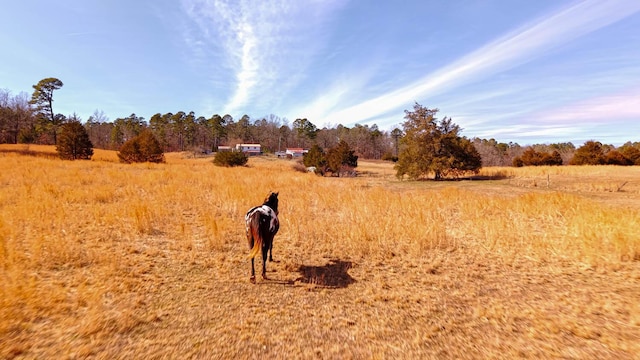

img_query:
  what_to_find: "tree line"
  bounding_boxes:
[1,78,640,169]
[0,79,396,159]
[472,138,640,166]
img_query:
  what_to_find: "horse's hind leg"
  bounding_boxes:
[250,258,256,283]
[261,247,268,279]
[248,235,256,283]
[268,240,274,262]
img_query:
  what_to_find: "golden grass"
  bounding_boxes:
[1,145,639,358]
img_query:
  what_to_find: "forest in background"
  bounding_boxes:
[2,85,639,167]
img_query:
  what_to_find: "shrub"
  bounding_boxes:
[18,126,37,144]
[543,150,563,166]
[213,151,248,167]
[292,161,308,173]
[619,143,640,165]
[117,129,165,163]
[605,150,632,165]
[303,144,326,175]
[570,141,606,165]
[513,148,562,166]
[56,120,94,160]
[326,140,358,177]
[381,151,398,162]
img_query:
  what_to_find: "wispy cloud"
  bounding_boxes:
[313,0,640,126]
[180,0,346,116]
[536,88,640,123]
[476,123,584,141]
[458,87,640,145]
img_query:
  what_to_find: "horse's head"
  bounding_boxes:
[263,191,279,213]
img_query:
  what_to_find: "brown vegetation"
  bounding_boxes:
[1,146,639,358]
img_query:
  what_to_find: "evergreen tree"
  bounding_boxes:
[395,103,481,180]
[543,150,564,166]
[326,140,358,177]
[515,148,563,166]
[30,78,64,144]
[570,141,606,165]
[117,129,165,163]
[619,143,640,165]
[56,120,94,160]
[605,150,632,165]
[303,144,327,174]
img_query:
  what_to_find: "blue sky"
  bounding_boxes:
[1,0,639,146]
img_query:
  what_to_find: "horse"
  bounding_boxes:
[245,192,280,283]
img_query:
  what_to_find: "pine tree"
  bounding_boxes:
[56,120,94,160]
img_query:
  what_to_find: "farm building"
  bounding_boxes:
[285,148,308,158]
[236,144,262,155]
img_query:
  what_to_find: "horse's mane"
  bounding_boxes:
[263,192,279,213]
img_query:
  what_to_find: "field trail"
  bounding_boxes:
[1,151,639,359]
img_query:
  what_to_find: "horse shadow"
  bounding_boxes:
[295,259,356,288]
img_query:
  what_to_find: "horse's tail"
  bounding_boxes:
[247,214,263,259]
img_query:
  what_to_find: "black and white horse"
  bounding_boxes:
[245,192,279,283]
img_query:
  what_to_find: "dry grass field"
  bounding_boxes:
[1,144,639,359]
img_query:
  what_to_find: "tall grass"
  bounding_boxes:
[1,148,639,355]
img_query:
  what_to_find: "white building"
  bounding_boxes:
[236,144,262,155]
[286,148,307,158]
